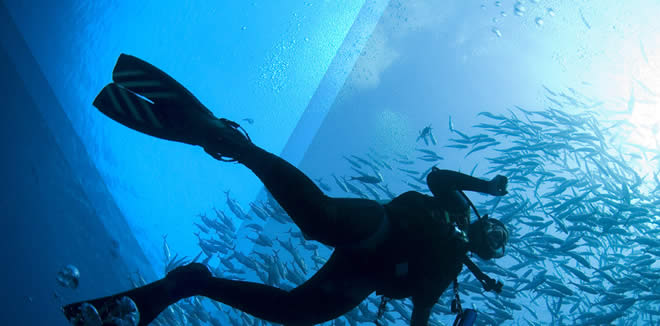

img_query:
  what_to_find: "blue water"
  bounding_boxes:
[3,0,381,271]
[2,0,659,325]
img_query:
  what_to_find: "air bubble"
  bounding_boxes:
[101,297,139,326]
[56,264,80,289]
[69,303,102,326]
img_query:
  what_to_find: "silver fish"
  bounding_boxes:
[162,234,171,262]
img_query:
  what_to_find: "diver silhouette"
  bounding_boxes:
[62,54,509,326]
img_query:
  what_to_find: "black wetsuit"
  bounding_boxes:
[69,143,482,326]
[190,143,474,326]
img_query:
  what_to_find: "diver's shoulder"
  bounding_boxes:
[398,190,431,199]
[383,191,431,208]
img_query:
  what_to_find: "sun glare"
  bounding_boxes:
[598,34,660,180]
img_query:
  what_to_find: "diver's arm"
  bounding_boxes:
[428,169,507,196]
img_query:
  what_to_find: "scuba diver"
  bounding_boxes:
[63,54,510,326]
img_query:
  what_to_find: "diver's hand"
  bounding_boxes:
[488,175,508,196]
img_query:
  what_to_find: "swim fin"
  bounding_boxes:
[93,54,253,161]
[93,54,217,146]
[62,275,182,326]
[62,263,212,326]
[63,295,139,326]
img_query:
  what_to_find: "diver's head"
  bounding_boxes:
[468,217,509,260]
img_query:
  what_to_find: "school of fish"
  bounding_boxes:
[135,83,659,326]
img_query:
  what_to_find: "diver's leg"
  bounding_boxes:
[198,252,376,325]
[64,234,380,326]
[224,141,388,248]
[93,54,385,248]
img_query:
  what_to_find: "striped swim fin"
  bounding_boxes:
[93,54,216,145]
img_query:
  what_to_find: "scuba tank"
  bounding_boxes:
[453,309,477,326]
[451,280,479,326]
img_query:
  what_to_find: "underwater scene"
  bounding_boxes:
[1,0,659,325]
